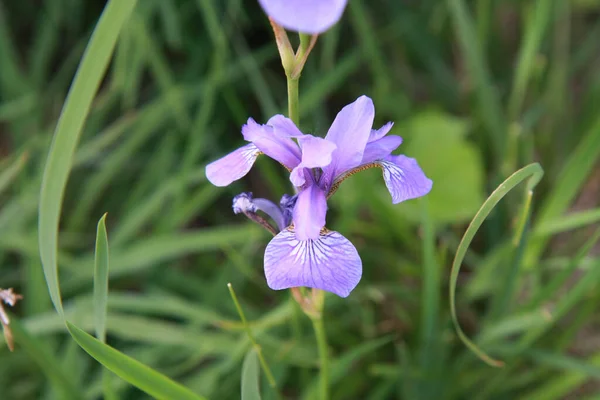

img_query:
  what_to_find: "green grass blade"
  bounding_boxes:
[446,0,506,164]
[0,152,28,195]
[507,0,553,120]
[450,163,544,367]
[241,349,262,400]
[94,213,109,341]
[527,115,600,265]
[65,321,208,400]
[38,0,138,315]
[533,207,600,237]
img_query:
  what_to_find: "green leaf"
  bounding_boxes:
[65,321,208,400]
[38,0,138,315]
[94,213,109,342]
[241,349,262,400]
[449,163,544,367]
[401,111,485,223]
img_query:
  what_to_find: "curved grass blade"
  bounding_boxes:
[38,0,138,315]
[66,321,208,400]
[449,163,544,367]
[241,349,262,400]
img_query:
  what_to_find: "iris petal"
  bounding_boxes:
[380,155,433,204]
[293,184,327,240]
[242,118,301,170]
[361,135,403,164]
[264,228,362,298]
[258,0,348,34]
[322,95,375,187]
[205,144,260,187]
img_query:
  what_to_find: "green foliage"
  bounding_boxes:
[1,0,600,399]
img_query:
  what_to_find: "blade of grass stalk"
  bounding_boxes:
[93,214,116,399]
[241,349,262,400]
[94,213,109,341]
[65,321,208,400]
[446,0,506,165]
[0,151,28,195]
[38,0,138,315]
[533,207,600,237]
[526,115,600,266]
[227,283,281,399]
[450,163,543,367]
[507,0,554,121]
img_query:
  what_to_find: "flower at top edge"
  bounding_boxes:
[258,0,349,34]
[205,95,433,297]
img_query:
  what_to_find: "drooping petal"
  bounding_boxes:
[267,115,304,138]
[242,118,301,169]
[369,121,394,142]
[293,184,327,240]
[361,135,403,164]
[264,228,362,297]
[258,0,348,34]
[322,96,375,186]
[379,154,433,204]
[205,143,260,187]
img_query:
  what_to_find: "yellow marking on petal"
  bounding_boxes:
[327,162,381,198]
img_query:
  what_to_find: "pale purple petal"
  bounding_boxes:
[322,96,375,186]
[253,198,287,231]
[369,122,394,142]
[290,165,308,187]
[267,115,304,138]
[242,118,301,169]
[290,136,337,187]
[293,184,327,240]
[299,136,337,168]
[264,229,362,297]
[361,135,403,164]
[205,144,260,187]
[258,0,348,34]
[379,155,433,204]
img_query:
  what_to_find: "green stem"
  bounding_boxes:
[227,284,281,399]
[311,316,329,400]
[287,76,300,125]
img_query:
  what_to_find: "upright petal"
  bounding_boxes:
[322,96,375,186]
[369,122,394,142]
[264,229,362,297]
[267,115,304,138]
[379,155,433,204]
[299,136,337,168]
[205,143,260,187]
[361,135,403,164]
[242,118,301,169]
[258,0,348,34]
[293,184,327,240]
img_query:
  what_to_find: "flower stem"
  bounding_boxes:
[287,76,300,125]
[227,283,282,400]
[310,315,329,400]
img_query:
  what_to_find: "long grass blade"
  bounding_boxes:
[38,0,138,315]
[450,163,544,367]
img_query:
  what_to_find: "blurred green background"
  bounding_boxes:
[2,0,600,398]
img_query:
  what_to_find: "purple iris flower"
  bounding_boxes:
[258,0,348,34]
[206,96,432,297]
